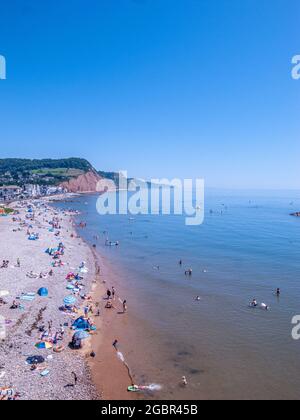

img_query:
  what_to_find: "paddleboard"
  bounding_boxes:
[128,386,139,392]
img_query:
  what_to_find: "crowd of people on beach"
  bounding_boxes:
[0,200,131,400]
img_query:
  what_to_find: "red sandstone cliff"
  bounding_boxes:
[60,170,103,193]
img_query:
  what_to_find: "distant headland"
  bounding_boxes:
[0,158,149,203]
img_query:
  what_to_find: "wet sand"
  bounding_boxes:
[85,246,137,400]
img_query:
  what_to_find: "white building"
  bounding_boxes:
[24,184,41,197]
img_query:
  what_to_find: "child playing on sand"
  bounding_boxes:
[182,376,188,386]
[105,300,115,309]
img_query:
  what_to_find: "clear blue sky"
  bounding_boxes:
[0,0,299,189]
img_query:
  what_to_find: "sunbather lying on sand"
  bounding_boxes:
[26,271,39,279]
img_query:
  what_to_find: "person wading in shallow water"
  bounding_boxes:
[123,300,127,313]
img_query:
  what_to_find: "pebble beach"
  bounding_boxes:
[0,199,100,400]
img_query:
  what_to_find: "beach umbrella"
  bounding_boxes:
[73,330,90,340]
[63,296,76,306]
[35,342,53,350]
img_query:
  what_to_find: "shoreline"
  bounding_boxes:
[65,210,137,400]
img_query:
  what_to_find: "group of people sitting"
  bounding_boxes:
[0,260,9,269]
[39,322,65,344]
[10,300,21,310]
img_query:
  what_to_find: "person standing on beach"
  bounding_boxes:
[112,287,116,300]
[71,371,78,386]
[16,258,20,268]
[123,300,127,313]
[107,289,111,300]
[60,324,65,337]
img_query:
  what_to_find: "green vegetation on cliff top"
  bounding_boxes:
[0,158,93,186]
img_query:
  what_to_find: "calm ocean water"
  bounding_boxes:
[55,189,300,400]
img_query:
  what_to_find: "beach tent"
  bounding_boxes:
[38,288,48,297]
[72,317,91,330]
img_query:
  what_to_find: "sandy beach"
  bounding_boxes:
[0,198,130,400]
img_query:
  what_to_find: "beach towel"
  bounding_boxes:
[20,293,36,301]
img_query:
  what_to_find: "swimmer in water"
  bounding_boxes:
[195,296,201,301]
[251,299,258,307]
[276,288,281,297]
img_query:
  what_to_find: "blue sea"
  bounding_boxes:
[55,189,300,400]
